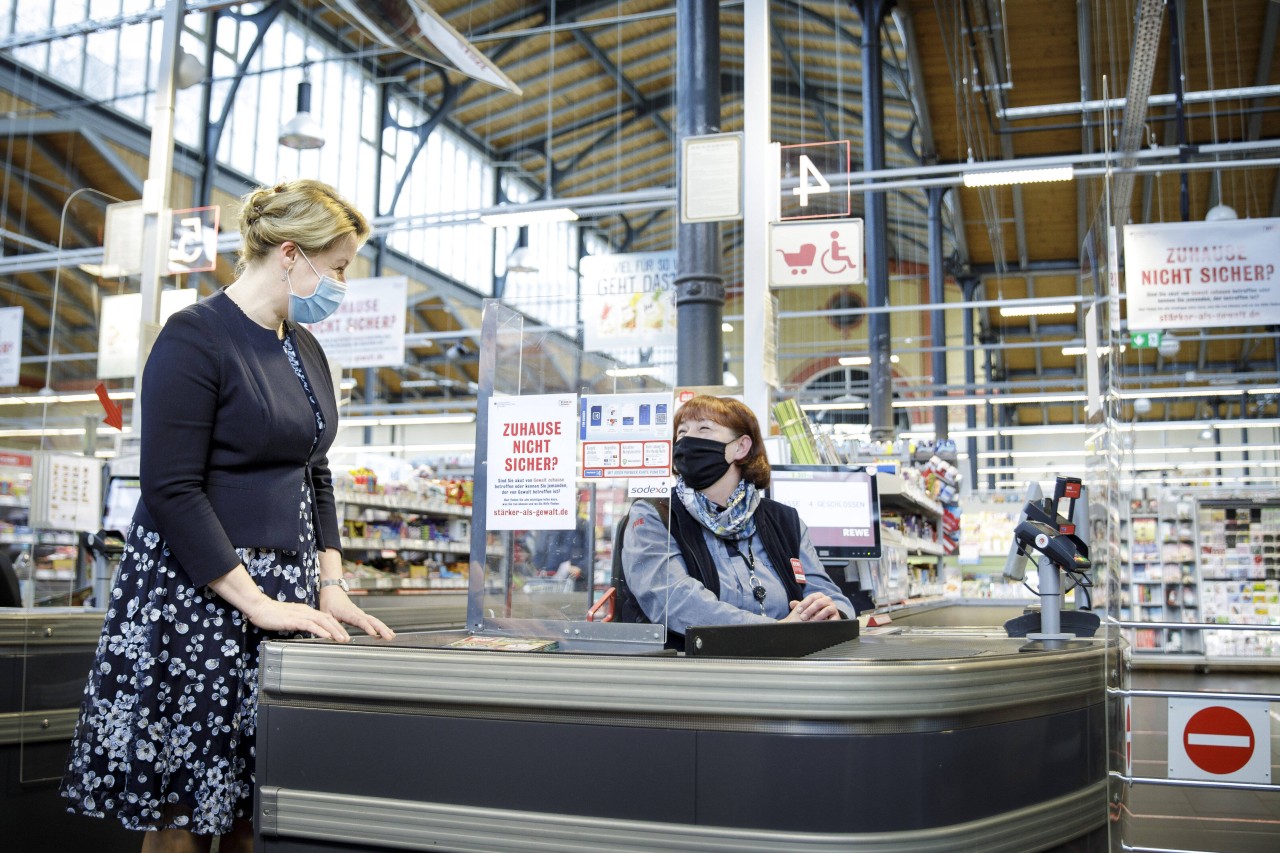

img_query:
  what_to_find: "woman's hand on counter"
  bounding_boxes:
[319,586,397,640]
[210,564,352,642]
[783,592,841,623]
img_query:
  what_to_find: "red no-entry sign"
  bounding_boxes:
[1168,699,1271,783]
[1184,706,1254,775]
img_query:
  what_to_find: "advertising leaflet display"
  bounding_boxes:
[579,392,673,480]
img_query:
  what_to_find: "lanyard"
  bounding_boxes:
[722,537,767,614]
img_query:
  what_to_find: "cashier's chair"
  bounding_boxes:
[588,510,659,623]
[0,550,20,608]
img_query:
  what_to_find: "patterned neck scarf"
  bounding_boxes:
[673,476,760,541]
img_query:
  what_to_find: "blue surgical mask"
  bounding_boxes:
[287,248,347,324]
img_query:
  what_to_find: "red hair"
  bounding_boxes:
[672,395,771,489]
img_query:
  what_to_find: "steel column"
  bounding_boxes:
[855,0,897,441]
[674,0,725,387]
[960,276,980,489]
[928,186,948,439]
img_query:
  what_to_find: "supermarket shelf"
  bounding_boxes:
[0,532,77,546]
[342,537,471,554]
[875,473,943,519]
[906,538,945,557]
[336,490,472,517]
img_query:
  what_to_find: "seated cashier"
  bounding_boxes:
[621,395,853,642]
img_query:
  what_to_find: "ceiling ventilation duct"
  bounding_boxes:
[322,0,521,95]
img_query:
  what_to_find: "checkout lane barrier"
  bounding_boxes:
[1108,618,1280,853]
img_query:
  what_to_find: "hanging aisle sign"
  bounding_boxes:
[98,290,198,379]
[769,219,864,286]
[0,306,21,387]
[166,205,220,275]
[303,276,407,368]
[1122,218,1280,330]
[779,141,850,221]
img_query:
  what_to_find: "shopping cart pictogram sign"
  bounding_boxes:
[769,219,865,287]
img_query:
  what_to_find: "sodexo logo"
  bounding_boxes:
[628,479,675,498]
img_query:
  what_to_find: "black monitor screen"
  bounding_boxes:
[767,465,881,560]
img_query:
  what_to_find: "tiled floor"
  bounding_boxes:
[1121,667,1280,852]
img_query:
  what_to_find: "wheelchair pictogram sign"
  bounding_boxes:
[769,219,864,286]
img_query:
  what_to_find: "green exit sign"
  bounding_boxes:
[1130,330,1163,349]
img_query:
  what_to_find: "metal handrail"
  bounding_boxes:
[1110,687,1279,703]
[1110,771,1280,794]
[1111,619,1280,632]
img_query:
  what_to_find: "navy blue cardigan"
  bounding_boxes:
[133,290,342,588]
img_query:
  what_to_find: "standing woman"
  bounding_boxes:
[621,395,853,644]
[60,180,394,853]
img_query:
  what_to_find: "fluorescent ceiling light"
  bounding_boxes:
[0,427,135,437]
[1215,418,1280,429]
[1176,460,1280,471]
[341,414,476,427]
[1129,475,1280,486]
[1000,303,1076,318]
[980,449,1089,459]
[77,263,130,278]
[605,367,662,377]
[480,207,578,227]
[838,355,900,366]
[0,391,136,405]
[892,392,1087,407]
[722,323,734,333]
[999,423,1093,435]
[801,402,867,411]
[1191,443,1280,453]
[339,378,358,390]
[1121,420,1214,432]
[1246,387,1280,395]
[980,446,1191,460]
[977,464,1088,476]
[1062,344,1125,356]
[332,443,477,454]
[1116,387,1252,399]
[962,165,1074,188]
[899,428,1000,438]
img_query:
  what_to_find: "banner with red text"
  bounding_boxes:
[486,393,578,530]
[303,276,407,368]
[1123,218,1280,330]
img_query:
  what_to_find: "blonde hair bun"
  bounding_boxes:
[236,179,370,274]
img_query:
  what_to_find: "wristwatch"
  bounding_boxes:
[319,577,350,593]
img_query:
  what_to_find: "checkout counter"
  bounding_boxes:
[255,608,1122,852]
[0,593,468,851]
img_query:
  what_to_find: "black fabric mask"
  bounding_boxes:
[673,436,734,490]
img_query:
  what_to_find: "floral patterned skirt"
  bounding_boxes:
[59,496,318,835]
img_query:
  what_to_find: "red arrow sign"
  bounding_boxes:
[95,383,123,430]
[1183,706,1254,776]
